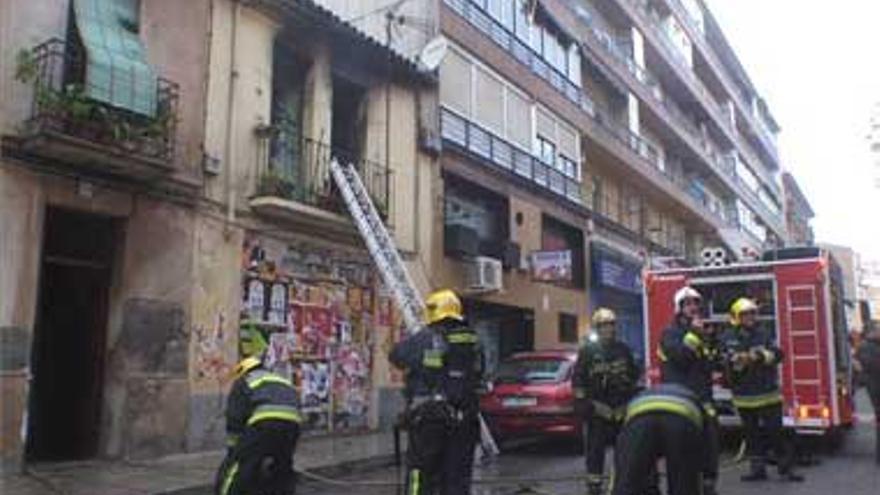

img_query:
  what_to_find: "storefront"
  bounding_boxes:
[590,242,646,364]
[238,233,401,434]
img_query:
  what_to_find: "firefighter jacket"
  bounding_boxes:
[225,366,301,448]
[659,316,722,403]
[624,383,706,430]
[572,340,639,419]
[389,320,484,414]
[719,325,783,410]
[857,338,880,395]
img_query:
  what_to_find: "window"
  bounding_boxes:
[474,67,504,133]
[444,175,510,257]
[559,155,577,179]
[623,191,642,233]
[536,135,556,166]
[514,0,530,42]
[439,49,471,114]
[567,45,582,87]
[542,215,586,288]
[506,89,531,150]
[559,313,579,344]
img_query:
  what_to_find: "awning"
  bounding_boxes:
[74,0,157,116]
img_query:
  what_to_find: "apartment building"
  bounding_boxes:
[783,172,815,246]
[0,0,435,469]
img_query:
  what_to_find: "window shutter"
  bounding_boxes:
[440,49,472,115]
[474,67,504,133]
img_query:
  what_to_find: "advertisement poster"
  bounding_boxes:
[531,250,573,282]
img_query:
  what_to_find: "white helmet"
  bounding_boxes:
[674,286,702,309]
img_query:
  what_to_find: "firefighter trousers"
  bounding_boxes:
[702,408,720,484]
[739,403,795,474]
[865,384,880,464]
[584,415,622,487]
[611,413,704,495]
[405,402,478,495]
[215,420,300,495]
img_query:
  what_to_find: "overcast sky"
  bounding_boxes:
[705,0,880,260]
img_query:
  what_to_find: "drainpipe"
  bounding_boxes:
[224,0,241,234]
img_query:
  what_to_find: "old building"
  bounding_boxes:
[0,0,435,470]
[783,172,815,245]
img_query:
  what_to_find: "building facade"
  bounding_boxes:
[783,172,814,246]
[0,0,435,471]
[0,0,793,470]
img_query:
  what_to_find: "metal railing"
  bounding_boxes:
[440,108,582,204]
[256,133,392,219]
[664,0,780,163]
[21,38,179,162]
[444,0,595,115]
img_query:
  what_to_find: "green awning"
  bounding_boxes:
[73,0,157,116]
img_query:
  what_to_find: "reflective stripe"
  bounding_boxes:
[703,402,717,418]
[220,461,239,495]
[732,392,782,409]
[247,404,302,425]
[409,469,421,495]
[760,348,776,363]
[247,370,293,389]
[683,332,703,351]
[656,347,668,362]
[225,434,239,447]
[422,349,444,368]
[446,332,478,344]
[626,395,703,429]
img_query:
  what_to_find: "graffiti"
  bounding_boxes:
[194,312,230,382]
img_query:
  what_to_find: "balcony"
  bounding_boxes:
[661,0,780,165]
[443,0,594,116]
[440,108,583,204]
[8,39,179,180]
[250,135,391,232]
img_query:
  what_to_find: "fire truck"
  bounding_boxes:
[644,247,855,436]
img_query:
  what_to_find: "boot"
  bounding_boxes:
[740,459,768,482]
[779,471,804,482]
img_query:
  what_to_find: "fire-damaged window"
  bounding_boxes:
[444,174,510,260]
[541,215,585,288]
[558,313,579,344]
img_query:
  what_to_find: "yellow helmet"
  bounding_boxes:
[591,307,617,326]
[232,356,262,380]
[424,289,464,325]
[730,298,759,326]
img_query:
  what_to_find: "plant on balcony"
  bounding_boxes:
[257,168,297,199]
[15,48,175,158]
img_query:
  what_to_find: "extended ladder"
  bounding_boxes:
[330,158,499,458]
[329,158,424,333]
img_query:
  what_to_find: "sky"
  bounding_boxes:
[705,0,880,260]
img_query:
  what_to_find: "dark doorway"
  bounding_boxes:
[466,300,535,377]
[26,208,116,462]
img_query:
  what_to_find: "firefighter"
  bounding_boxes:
[611,383,709,495]
[855,326,880,464]
[720,297,803,482]
[657,286,722,495]
[389,289,483,495]
[215,355,301,495]
[572,308,640,495]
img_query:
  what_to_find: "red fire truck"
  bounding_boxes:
[644,247,855,436]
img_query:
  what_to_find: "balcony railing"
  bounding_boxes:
[256,134,391,219]
[663,0,780,163]
[444,0,595,116]
[440,108,582,204]
[19,38,179,164]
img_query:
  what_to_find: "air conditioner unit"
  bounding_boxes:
[466,256,503,293]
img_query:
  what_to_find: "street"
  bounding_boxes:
[292,398,879,495]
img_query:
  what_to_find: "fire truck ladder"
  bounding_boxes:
[330,158,500,457]
[786,286,823,410]
[330,158,425,333]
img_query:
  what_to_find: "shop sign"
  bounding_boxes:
[531,250,572,282]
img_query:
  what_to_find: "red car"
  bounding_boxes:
[480,350,580,442]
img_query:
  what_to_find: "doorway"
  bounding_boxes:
[466,300,535,377]
[26,208,116,462]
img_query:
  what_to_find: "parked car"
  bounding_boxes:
[480,350,580,442]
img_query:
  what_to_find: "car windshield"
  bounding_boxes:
[495,358,570,384]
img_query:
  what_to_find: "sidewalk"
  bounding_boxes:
[0,429,401,495]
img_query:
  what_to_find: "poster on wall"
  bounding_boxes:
[531,250,573,282]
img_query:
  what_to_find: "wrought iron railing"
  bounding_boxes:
[256,133,392,220]
[20,38,179,162]
[440,108,583,204]
[444,0,595,116]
